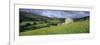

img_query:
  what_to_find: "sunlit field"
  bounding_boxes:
[20,20,89,36]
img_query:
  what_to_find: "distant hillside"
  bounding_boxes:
[73,16,89,22]
[20,12,52,22]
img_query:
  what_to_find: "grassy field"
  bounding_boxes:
[19,20,89,36]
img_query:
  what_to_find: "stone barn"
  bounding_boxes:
[57,18,73,26]
[64,18,73,24]
[65,18,74,24]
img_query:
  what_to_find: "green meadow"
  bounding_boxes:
[19,20,89,36]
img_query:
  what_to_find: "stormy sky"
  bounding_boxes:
[19,8,90,18]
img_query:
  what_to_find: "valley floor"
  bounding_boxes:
[19,20,89,36]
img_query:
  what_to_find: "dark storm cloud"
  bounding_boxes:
[19,8,90,18]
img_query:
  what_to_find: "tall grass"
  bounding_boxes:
[20,20,89,36]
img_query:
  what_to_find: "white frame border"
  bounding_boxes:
[10,4,95,44]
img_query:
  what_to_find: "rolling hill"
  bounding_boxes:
[19,11,65,32]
